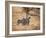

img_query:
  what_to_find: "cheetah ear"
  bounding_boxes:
[29,17,31,19]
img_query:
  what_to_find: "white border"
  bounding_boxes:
[9,4,43,34]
